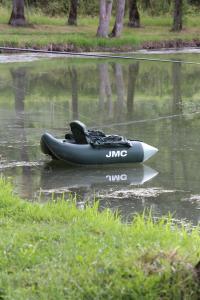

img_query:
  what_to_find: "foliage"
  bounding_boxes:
[189,0,200,6]
[26,0,100,16]
[0,0,199,17]
[139,0,191,16]
[139,0,173,15]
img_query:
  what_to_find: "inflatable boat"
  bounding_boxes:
[40,121,158,165]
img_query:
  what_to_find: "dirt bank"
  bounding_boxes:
[1,39,200,54]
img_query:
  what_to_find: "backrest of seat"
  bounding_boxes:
[70,120,89,144]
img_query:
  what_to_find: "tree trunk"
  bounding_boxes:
[97,0,113,38]
[9,0,27,26]
[172,0,182,31]
[110,0,125,37]
[68,0,78,26]
[195,261,200,282]
[128,0,140,28]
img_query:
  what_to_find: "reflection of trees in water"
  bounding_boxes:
[114,63,125,121]
[172,62,182,114]
[69,66,79,120]
[5,60,200,127]
[2,60,200,119]
[170,62,189,191]
[11,67,28,114]
[10,67,32,199]
[99,64,113,119]
[127,62,139,120]
[69,62,140,124]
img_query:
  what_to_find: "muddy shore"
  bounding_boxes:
[1,39,200,54]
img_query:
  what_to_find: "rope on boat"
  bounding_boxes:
[0,46,200,65]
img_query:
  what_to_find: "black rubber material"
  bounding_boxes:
[40,132,144,165]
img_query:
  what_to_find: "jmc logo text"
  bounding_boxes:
[106,150,127,158]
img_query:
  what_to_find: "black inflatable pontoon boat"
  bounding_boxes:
[40,120,158,165]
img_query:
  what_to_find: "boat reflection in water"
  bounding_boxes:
[39,162,158,201]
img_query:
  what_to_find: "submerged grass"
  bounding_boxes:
[0,177,199,299]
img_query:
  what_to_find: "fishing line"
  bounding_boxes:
[1,46,200,65]
[98,110,200,129]
[57,111,200,133]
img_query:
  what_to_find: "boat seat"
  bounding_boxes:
[70,120,90,144]
[69,120,131,147]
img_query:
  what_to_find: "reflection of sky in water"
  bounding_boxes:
[137,47,200,54]
[0,53,64,63]
[0,53,200,225]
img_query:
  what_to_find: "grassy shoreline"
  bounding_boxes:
[0,178,199,299]
[1,7,200,52]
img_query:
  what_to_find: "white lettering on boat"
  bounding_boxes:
[106,150,127,158]
[106,174,127,182]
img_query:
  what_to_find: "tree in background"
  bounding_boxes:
[68,0,78,25]
[172,0,183,31]
[9,0,27,26]
[97,0,113,37]
[128,0,140,28]
[110,0,126,37]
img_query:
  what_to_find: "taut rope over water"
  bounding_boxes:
[0,46,200,65]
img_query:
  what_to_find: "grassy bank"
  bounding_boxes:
[0,7,200,51]
[0,178,199,299]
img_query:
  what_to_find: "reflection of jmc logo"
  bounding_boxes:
[106,174,127,182]
[106,150,127,158]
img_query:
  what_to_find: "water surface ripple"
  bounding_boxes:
[0,51,200,225]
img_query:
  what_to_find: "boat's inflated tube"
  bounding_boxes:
[41,133,157,165]
[41,120,158,165]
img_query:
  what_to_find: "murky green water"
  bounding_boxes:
[0,52,200,224]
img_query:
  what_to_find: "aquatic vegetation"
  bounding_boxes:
[0,177,199,299]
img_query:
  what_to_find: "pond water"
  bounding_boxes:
[0,51,200,225]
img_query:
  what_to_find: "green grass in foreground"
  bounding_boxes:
[0,178,199,299]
